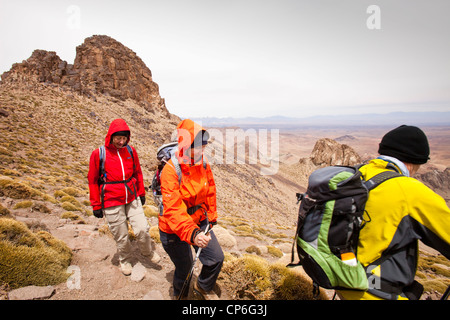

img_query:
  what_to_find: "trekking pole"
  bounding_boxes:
[178,212,210,300]
[441,284,450,300]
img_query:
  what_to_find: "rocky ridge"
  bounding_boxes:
[1,35,173,120]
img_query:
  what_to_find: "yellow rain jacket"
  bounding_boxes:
[338,158,450,300]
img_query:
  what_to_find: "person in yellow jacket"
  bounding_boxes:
[338,125,450,300]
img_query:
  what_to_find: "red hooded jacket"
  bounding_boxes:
[159,119,217,245]
[88,119,145,211]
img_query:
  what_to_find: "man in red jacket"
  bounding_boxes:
[88,119,159,275]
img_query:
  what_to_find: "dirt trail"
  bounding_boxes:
[12,211,177,300]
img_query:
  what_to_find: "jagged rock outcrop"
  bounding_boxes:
[71,35,167,115]
[293,138,362,186]
[418,167,450,202]
[1,35,170,117]
[1,50,68,84]
[310,138,361,166]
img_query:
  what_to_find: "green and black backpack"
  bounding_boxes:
[288,165,401,295]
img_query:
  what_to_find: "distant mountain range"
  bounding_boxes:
[192,112,450,129]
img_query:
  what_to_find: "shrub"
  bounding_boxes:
[128,223,135,240]
[0,204,12,218]
[245,245,262,255]
[1,169,21,177]
[219,255,273,300]
[235,225,253,233]
[13,200,33,210]
[219,254,328,300]
[267,246,283,258]
[417,251,450,295]
[269,263,327,300]
[149,225,160,243]
[0,178,39,199]
[98,224,112,237]
[0,218,72,289]
[232,225,263,240]
[60,187,83,197]
[0,178,56,203]
[421,279,450,295]
[61,202,79,212]
[54,190,69,199]
[61,212,84,223]
[144,205,158,218]
[60,195,82,208]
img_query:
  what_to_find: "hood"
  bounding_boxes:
[176,119,207,163]
[105,119,131,148]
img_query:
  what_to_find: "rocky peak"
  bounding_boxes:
[1,35,169,116]
[418,167,450,200]
[1,50,67,84]
[310,138,361,166]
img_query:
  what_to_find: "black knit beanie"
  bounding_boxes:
[378,125,430,164]
[112,130,130,138]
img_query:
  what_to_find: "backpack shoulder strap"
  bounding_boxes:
[99,146,106,179]
[363,170,402,191]
[126,145,136,173]
[170,154,182,185]
[126,145,133,158]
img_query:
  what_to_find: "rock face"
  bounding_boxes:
[1,35,169,116]
[1,50,67,84]
[419,168,450,190]
[418,167,450,204]
[71,36,167,115]
[310,138,361,166]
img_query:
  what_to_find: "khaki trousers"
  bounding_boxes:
[104,198,152,264]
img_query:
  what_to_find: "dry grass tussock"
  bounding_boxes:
[218,254,328,300]
[417,251,450,295]
[0,218,72,289]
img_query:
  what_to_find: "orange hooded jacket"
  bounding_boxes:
[159,119,217,245]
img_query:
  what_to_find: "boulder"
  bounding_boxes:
[8,285,55,300]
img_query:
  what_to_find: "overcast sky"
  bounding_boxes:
[0,0,449,118]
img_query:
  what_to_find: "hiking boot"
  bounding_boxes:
[193,281,219,300]
[120,262,133,276]
[143,251,161,264]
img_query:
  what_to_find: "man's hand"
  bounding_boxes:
[93,209,103,218]
[194,231,211,248]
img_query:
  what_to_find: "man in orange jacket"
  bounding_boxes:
[159,119,224,299]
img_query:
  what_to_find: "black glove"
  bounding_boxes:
[140,196,146,206]
[93,209,103,218]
